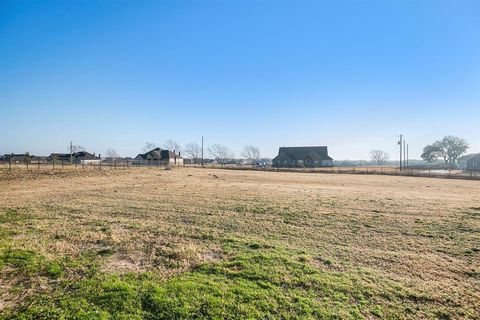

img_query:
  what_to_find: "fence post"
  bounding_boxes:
[38,158,40,170]
[8,156,11,172]
[99,161,102,170]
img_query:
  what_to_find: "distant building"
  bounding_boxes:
[2,154,30,163]
[33,156,50,163]
[48,153,71,163]
[272,146,333,167]
[458,154,478,169]
[466,153,480,171]
[203,158,216,164]
[73,151,99,164]
[48,151,100,164]
[2,154,50,164]
[134,147,183,166]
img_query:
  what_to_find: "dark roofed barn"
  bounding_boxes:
[273,146,333,168]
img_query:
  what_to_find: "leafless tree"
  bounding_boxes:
[164,139,182,154]
[184,142,201,163]
[241,145,261,164]
[441,135,469,164]
[69,145,85,153]
[142,142,157,152]
[208,144,234,165]
[369,150,389,164]
[106,148,120,160]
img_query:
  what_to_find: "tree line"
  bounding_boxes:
[11,135,471,167]
[369,135,470,165]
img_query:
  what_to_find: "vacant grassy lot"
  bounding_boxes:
[0,168,479,319]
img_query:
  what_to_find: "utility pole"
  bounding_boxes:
[398,134,402,171]
[406,144,409,168]
[403,138,406,169]
[70,141,73,164]
[201,136,204,167]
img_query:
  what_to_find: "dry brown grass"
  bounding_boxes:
[0,167,479,318]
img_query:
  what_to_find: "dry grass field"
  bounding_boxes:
[0,167,479,319]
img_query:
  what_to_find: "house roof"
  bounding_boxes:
[135,147,163,160]
[459,153,480,161]
[160,150,182,159]
[466,153,480,163]
[273,146,333,161]
[135,148,182,161]
[3,154,31,161]
[73,151,97,159]
[49,153,71,160]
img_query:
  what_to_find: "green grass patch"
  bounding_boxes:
[45,261,64,278]
[0,208,35,224]
[0,249,42,274]
[2,242,440,320]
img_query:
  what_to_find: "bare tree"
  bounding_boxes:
[241,145,261,164]
[69,145,85,153]
[106,148,120,161]
[442,135,469,164]
[142,142,157,152]
[369,150,389,165]
[164,139,182,154]
[184,142,201,163]
[208,144,234,165]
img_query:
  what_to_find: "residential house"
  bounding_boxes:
[2,153,32,163]
[49,151,100,164]
[272,146,333,167]
[134,147,183,166]
[466,153,480,171]
[73,151,100,164]
[458,154,478,169]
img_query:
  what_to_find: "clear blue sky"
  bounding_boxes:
[1,0,479,159]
